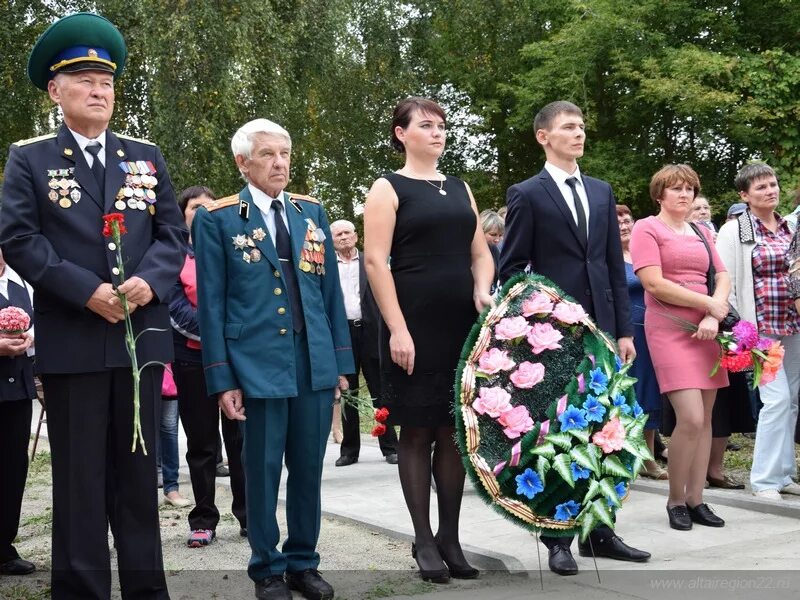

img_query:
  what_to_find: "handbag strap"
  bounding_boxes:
[688,222,716,296]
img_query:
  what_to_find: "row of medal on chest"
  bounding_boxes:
[47,170,157,214]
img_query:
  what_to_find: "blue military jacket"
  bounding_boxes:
[192,186,354,399]
[0,125,187,373]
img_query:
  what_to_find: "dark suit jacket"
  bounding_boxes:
[357,254,381,359]
[0,125,187,373]
[499,168,632,338]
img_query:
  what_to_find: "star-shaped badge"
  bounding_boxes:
[232,234,250,250]
[252,227,267,242]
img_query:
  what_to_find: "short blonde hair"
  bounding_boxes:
[649,164,701,203]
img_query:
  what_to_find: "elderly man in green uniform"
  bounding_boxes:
[193,118,353,600]
[0,13,186,600]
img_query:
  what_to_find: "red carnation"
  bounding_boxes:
[374,407,389,423]
[102,213,127,237]
[720,351,753,372]
[371,424,387,437]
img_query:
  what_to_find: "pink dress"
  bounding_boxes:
[630,216,729,393]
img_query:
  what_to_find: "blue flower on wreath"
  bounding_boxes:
[570,462,590,481]
[588,367,609,394]
[632,401,643,418]
[612,393,631,415]
[515,468,544,499]
[582,395,606,423]
[608,481,628,506]
[554,500,581,521]
[614,355,624,372]
[558,405,588,432]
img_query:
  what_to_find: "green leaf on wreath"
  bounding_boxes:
[536,455,550,483]
[567,428,590,444]
[583,478,602,505]
[596,393,611,406]
[552,453,575,488]
[590,497,616,528]
[602,455,633,479]
[529,442,556,459]
[631,456,645,478]
[598,477,622,508]
[622,440,651,460]
[579,508,598,542]
[544,432,573,451]
[570,443,600,473]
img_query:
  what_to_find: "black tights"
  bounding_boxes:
[398,425,472,570]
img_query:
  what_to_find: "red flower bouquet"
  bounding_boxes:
[340,391,391,437]
[0,306,31,336]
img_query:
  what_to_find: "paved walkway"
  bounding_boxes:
[30,402,800,598]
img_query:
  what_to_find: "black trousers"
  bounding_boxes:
[173,359,246,531]
[0,399,32,564]
[41,368,169,600]
[340,321,398,459]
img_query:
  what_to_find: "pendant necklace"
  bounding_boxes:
[422,175,447,195]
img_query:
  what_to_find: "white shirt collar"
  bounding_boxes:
[248,183,286,212]
[0,265,25,288]
[68,128,107,153]
[336,248,360,263]
[545,161,583,187]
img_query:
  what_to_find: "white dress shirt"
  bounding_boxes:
[544,161,590,237]
[68,128,107,168]
[336,249,361,320]
[248,184,289,249]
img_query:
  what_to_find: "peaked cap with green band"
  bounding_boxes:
[27,12,127,90]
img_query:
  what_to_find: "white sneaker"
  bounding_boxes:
[780,482,800,496]
[753,489,782,500]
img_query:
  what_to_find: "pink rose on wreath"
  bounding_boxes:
[521,292,554,317]
[498,405,535,439]
[510,361,545,389]
[477,348,516,375]
[592,416,626,453]
[473,386,513,418]
[526,322,563,354]
[494,316,531,340]
[0,306,31,335]
[552,301,588,325]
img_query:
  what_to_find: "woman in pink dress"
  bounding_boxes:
[630,164,730,531]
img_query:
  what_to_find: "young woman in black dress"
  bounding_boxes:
[364,98,494,582]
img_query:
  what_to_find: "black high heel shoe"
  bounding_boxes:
[435,539,479,579]
[411,543,450,584]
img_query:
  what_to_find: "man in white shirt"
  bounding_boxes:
[330,220,398,466]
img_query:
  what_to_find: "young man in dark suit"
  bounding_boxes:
[499,100,650,575]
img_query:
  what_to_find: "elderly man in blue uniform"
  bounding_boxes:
[193,118,353,600]
[0,13,186,600]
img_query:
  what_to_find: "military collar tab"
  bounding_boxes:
[239,198,250,220]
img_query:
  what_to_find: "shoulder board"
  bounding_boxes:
[13,133,56,147]
[288,192,319,204]
[116,133,156,146]
[205,196,240,212]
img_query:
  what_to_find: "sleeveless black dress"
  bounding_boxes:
[379,173,477,427]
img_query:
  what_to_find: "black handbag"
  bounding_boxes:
[689,222,740,329]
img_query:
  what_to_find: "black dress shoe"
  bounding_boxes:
[335,455,358,467]
[286,568,334,600]
[667,505,692,530]
[547,545,578,576]
[688,503,725,527]
[434,537,479,579]
[255,575,291,600]
[0,558,35,575]
[411,543,450,583]
[578,534,651,562]
[385,453,399,464]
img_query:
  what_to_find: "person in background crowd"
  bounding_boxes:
[496,205,507,220]
[169,185,247,547]
[194,118,352,600]
[481,210,504,291]
[716,162,800,500]
[0,250,36,576]
[158,365,192,507]
[330,218,399,467]
[727,203,747,222]
[631,164,729,531]
[687,194,716,233]
[617,205,665,479]
[0,13,186,598]
[783,188,800,229]
[365,97,493,584]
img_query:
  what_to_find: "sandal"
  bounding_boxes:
[641,464,668,480]
[187,529,215,548]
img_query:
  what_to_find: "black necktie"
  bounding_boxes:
[271,200,304,332]
[565,177,587,245]
[86,142,105,188]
